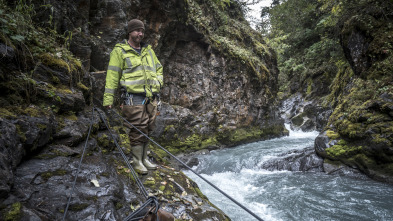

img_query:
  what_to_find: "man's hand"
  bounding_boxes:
[106,105,112,109]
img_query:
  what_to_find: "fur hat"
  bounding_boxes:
[127,19,145,33]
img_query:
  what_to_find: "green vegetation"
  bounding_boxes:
[40,169,67,181]
[326,139,362,158]
[264,0,393,99]
[68,203,89,211]
[97,133,112,149]
[262,0,393,178]
[0,0,85,114]
[185,0,275,93]
[3,202,22,221]
[153,124,286,161]
[265,0,345,98]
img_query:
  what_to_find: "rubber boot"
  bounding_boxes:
[132,145,148,175]
[142,143,157,170]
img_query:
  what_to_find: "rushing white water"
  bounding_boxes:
[183,126,393,221]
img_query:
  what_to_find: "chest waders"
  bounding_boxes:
[121,49,159,174]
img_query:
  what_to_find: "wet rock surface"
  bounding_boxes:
[1,123,229,220]
[315,130,393,184]
[259,145,371,182]
[280,93,332,132]
[322,159,370,180]
[260,147,324,172]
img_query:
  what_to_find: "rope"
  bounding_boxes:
[110,109,265,221]
[95,108,149,199]
[62,107,95,221]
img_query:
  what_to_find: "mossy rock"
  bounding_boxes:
[3,202,22,221]
[68,203,89,211]
[218,125,287,146]
[326,140,362,158]
[291,114,305,127]
[39,53,71,73]
[40,169,68,182]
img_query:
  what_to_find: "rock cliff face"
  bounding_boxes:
[314,3,393,183]
[82,0,286,152]
[61,0,285,153]
[0,0,284,220]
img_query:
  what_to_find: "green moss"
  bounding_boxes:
[291,114,304,127]
[87,196,98,202]
[51,149,72,157]
[155,132,219,158]
[3,202,22,221]
[52,76,60,84]
[65,54,83,73]
[68,203,89,211]
[193,187,208,201]
[306,78,313,95]
[110,126,132,154]
[120,134,131,154]
[326,130,340,140]
[115,202,123,210]
[56,85,73,94]
[143,178,156,186]
[219,125,286,146]
[37,123,47,130]
[22,106,42,117]
[39,53,71,73]
[323,158,343,167]
[15,125,27,143]
[64,111,78,121]
[159,185,166,192]
[371,134,391,146]
[97,134,111,148]
[326,141,362,158]
[77,82,89,91]
[56,115,66,132]
[184,0,274,86]
[155,125,285,158]
[115,163,136,183]
[0,108,17,118]
[40,169,67,182]
[100,172,110,178]
[324,60,353,106]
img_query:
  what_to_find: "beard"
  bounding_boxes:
[131,35,143,45]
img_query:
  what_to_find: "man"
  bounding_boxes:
[103,19,163,174]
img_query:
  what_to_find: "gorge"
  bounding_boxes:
[1,0,392,220]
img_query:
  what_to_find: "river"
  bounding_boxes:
[183,127,393,221]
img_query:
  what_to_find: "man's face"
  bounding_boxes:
[129,28,144,45]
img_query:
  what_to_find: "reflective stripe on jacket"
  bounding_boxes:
[103,40,163,106]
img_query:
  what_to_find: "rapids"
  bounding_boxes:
[183,126,393,221]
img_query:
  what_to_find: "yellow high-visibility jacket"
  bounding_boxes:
[103,40,163,106]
